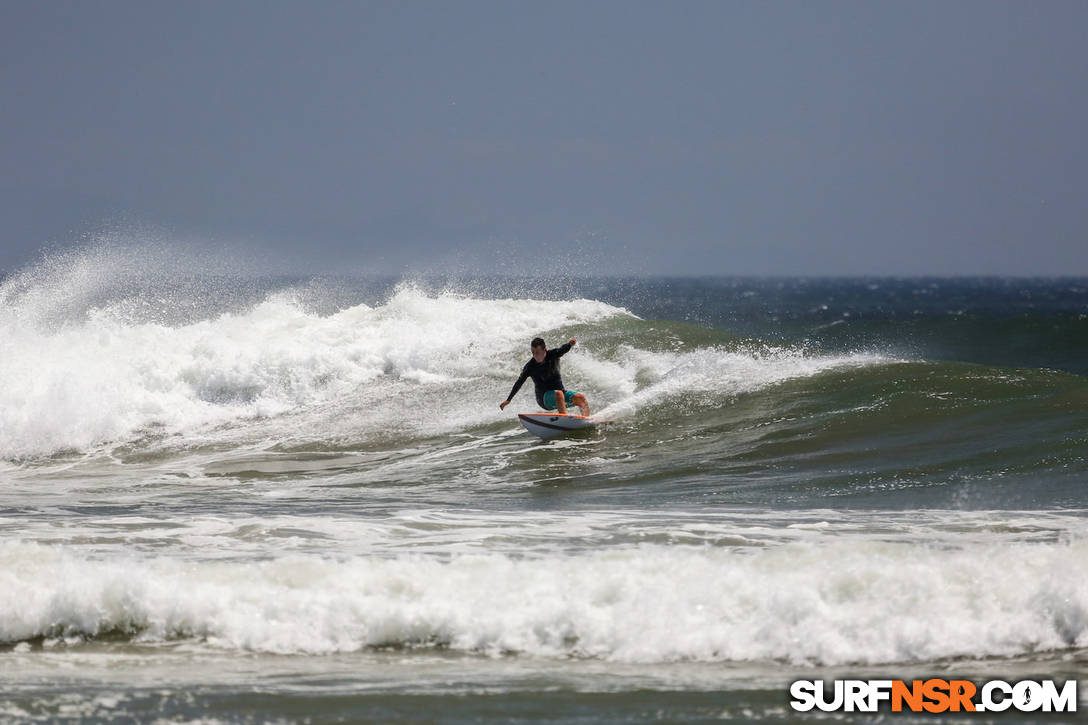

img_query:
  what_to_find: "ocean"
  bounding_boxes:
[1,248,1086,723]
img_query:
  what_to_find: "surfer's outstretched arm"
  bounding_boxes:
[501,365,530,410]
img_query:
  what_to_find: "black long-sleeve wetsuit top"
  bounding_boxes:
[506,342,572,408]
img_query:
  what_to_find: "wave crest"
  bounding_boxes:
[0,278,632,458]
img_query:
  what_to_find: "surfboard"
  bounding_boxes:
[518,412,599,439]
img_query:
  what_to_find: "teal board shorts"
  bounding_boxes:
[542,390,578,411]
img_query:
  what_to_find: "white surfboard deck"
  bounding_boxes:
[517,412,602,439]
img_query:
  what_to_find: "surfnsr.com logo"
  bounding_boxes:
[790,679,1078,713]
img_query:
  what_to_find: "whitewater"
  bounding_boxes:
[0,251,877,460]
[2,247,1087,723]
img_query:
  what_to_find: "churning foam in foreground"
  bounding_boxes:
[2,538,1085,664]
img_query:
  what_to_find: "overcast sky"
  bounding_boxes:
[2,0,1087,276]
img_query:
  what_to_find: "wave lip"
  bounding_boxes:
[3,539,1086,665]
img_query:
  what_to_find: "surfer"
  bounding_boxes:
[500,337,590,416]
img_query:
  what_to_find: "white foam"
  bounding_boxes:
[592,346,890,418]
[0,279,628,458]
[1,247,896,458]
[2,537,1085,664]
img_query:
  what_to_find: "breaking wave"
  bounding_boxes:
[2,537,1085,665]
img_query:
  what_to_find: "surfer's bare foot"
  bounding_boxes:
[555,390,567,415]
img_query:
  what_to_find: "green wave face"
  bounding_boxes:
[489,309,1088,510]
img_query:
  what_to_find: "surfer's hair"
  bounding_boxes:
[531,337,546,350]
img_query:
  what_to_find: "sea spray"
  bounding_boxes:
[0,283,631,459]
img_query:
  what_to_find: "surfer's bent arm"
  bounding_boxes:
[555,340,574,357]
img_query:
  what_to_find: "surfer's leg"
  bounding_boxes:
[555,390,567,414]
[572,393,590,417]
